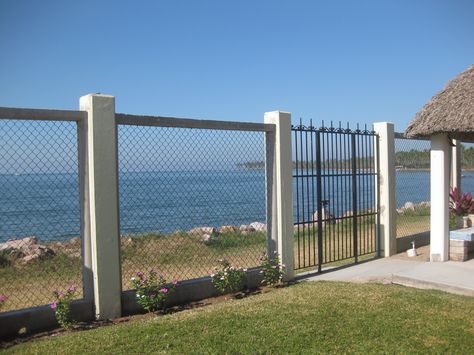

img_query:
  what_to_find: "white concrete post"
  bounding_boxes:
[451,139,461,191]
[80,94,122,319]
[430,134,451,262]
[77,115,93,303]
[373,122,397,257]
[264,111,294,280]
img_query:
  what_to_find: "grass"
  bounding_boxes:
[396,207,430,238]
[4,282,474,354]
[0,211,427,312]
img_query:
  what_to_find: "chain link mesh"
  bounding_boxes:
[394,136,431,238]
[0,120,82,313]
[118,125,266,289]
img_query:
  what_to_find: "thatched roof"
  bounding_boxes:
[405,65,474,141]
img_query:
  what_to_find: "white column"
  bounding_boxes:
[77,115,93,302]
[373,122,396,257]
[264,111,294,280]
[80,94,122,319]
[451,139,461,191]
[430,134,451,262]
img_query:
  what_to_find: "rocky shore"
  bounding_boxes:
[396,201,430,214]
[0,221,268,265]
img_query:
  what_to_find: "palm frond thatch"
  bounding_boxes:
[405,65,474,141]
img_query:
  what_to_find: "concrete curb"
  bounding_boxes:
[391,274,474,297]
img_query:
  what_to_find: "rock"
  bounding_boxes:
[68,251,81,259]
[0,236,54,264]
[218,225,239,233]
[188,227,218,236]
[404,202,415,211]
[69,237,81,247]
[1,236,38,251]
[20,244,55,264]
[201,234,213,243]
[239,225,256,233]
[20,254,41,264]
[121,236,135,247]
[249,222,266,232]
[0,243,14,253]
[342,210,353,218]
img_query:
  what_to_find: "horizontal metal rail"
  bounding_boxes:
[294,211,379,225]
[395,132,430,141]
[293,172,377,178]
[0,106,85,122]
[116,113,275,132]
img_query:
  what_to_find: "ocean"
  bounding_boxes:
[1,170,473,242]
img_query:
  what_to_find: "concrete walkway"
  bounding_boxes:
[304,257,474,297]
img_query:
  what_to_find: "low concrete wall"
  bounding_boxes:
[122,268,264,315]
[0,299,94,339]
[396,231,430,253]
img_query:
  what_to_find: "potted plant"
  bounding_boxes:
[449,187,474,228]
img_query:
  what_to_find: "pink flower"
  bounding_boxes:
[68,285,77,293]
[0,295,7,302]
[136,271,144,277]
[159,288,168,293]
[50,302,58,310]
[172,279,178,285]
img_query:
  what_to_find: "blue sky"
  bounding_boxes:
[0,0,473,131]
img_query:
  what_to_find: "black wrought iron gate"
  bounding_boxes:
[292,120,380,272]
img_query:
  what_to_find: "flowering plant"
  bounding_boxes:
[0,294,7,310]
[51,285,76,330]
[211,259,246,294]
[131,269,177,312]
[259,252,285,286]
[449,187,474,216]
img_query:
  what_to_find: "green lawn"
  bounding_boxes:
[5,282,474,354]
[396,207,430,238]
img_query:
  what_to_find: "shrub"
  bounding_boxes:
[0,252,10,268]
[211,259,246,294]
[259,252,285,286]
[51,285,77,330]
[0,294,7,310]
[449,187,474,216]
[131,269,177,313]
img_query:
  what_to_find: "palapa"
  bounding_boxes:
[405,65,474,141]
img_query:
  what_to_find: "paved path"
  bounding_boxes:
[304,257,474,297]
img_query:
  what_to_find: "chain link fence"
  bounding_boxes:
[0,120,82,313]
[394,135,431,238]
[118,125,267,289]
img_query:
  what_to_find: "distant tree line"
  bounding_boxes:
[237,145,474,170]
[236,157,374,170]
[395,145,474,170]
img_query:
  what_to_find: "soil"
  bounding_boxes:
[0,284,282,349]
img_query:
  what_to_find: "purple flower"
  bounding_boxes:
[0,295,7,302]
[159,288,168,294]
[58,291,65,298]
[68,285,77,293]
[172,279,178,285]
[50,302,58,310]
